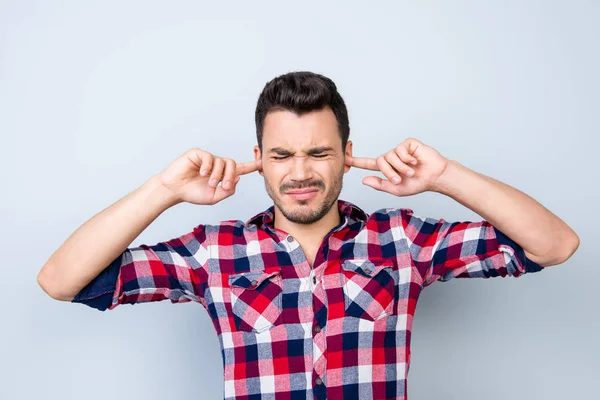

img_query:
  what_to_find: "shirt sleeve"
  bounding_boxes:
[399,208,544,287]
[71,224,211,311]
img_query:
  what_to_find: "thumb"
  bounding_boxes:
[362,176,384,191]
[211,176,241,204]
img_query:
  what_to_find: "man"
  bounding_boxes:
[37,71,579,400]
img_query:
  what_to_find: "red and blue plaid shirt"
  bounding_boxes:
[73,199,543,399]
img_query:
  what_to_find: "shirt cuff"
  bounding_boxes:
[71,255,122,311]
[493,227,544,273]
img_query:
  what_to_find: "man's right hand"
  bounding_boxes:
[157,148,261,205]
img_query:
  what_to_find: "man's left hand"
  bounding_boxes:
[345,138,450,197]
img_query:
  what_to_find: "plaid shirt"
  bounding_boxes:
[73,199,543,399]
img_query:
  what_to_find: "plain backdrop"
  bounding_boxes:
[1,1,598,399]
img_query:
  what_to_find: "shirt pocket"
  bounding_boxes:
[228,268,283,333]
[340,258,396,321]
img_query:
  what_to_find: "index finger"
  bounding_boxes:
[236,160,260,175]
[346,156,379,171]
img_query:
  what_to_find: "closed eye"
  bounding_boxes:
[272,154,329,160]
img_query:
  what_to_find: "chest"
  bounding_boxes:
[299,243,320,268]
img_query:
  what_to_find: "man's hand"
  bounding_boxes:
[345,138,449,197]
[157,148,262,205]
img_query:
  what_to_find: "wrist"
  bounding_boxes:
[145,175,183,209]
[430,159,462,195]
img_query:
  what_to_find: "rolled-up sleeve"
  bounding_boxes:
[72,224,211,311]
[399,208,544,287]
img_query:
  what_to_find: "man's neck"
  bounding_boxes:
[273,203,341,246]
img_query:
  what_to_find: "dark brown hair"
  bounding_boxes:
[255,71,350,151]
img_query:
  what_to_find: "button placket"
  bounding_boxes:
[309,270,318,289]
[311,260,328,386]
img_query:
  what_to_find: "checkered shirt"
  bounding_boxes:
[72,199,544,399]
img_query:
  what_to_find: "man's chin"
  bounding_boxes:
[280,208,323,225]
[275,194,337,224]
[281,199,314,213]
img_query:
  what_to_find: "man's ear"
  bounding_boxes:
[344,140,353,173]
[253,145,264,176]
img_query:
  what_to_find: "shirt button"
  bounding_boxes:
[312,276,317,285]
[250,280,258,286]
[286,235,294,242]
[315,377,323,385]
[314,325,321,333]
[364,268,372,275]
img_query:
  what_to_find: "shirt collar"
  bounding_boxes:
[245,199,368,231]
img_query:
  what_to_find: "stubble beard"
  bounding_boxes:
[264,167,344,225]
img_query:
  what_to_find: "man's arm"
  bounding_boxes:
[37,175,180,301]
[431,160,580,267]
[37,148,259,303]
[347,137,579,269]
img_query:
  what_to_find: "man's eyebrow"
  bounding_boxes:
[267,146,335,156]
[306,146,335,155]
[268,147,293,156]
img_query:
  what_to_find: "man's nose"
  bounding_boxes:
[289,156,314,181]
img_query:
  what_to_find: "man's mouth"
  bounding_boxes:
[285,188,320,201]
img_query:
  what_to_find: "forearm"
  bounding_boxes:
[431,160,580,266]
[37,175,181,301]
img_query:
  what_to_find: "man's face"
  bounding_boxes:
[254,107,352,225]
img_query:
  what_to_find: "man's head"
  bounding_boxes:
[254,71,352,225]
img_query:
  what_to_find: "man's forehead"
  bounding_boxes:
[265,139,336,151]
[262,109,341,150]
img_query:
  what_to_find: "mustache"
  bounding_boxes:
[279,180,325,194]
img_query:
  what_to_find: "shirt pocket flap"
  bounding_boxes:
[341,258,394,278]
[228,269,281,290]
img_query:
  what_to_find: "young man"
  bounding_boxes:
[37,71,579,400]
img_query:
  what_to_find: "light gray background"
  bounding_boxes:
[1,1,597,399]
